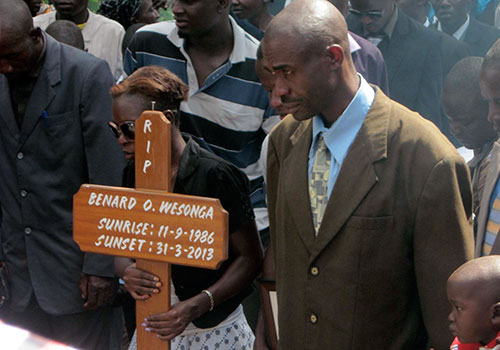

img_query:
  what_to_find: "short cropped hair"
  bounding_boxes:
[483,38,500,72]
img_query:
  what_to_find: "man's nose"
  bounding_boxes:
[171,0,184,14]
[488,106,500,125]
[0,60,13,74]
[360,15,373,25]
[449,121,464,137]
[270,78,289,109]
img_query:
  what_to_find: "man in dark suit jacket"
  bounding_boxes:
[0,1,124,348]
[256,0,473,349]
[431,0,500,56]
[348,0,445,132]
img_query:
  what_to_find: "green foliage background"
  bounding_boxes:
[42,0,173,21]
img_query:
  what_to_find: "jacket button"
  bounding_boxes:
[310,313,318,324]
[310,267,319,276]
[20,190,27,198]
[17,152,24,160]
[24,227,32,235]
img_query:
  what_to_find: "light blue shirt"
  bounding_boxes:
[308,75,375,198]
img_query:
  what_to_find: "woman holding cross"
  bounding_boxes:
[111,66,263,349]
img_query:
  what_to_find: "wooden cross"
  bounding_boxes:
[73,111,229,350]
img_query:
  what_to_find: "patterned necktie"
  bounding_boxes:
[483,194,500,255]
[309,134,331,235]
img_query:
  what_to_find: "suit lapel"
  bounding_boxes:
[463,19,480,46]
[0,76,20,140]
[310,88,389,262]
[283,120,316,253]
[20,35,60,147]
[384,12,410,84]
[475,141,500,257]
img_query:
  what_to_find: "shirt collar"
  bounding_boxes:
[310,75,375,166]
[348,33,361,54]
[437,13,470,40]
[167,16,248,65]
[423,17,430,27]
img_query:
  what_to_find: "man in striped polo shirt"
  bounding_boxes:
[124,0,279,247]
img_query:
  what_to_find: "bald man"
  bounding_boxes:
[0,1,123,348]
[260,0,473,348]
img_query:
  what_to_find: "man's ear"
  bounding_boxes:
[217,0,231,13]
[326,44,344,69]
[490,302,500,326]
[30,27,43,43]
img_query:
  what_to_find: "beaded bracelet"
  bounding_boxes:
[202,289,214,311]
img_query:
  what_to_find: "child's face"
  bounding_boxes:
[447,279,497,344]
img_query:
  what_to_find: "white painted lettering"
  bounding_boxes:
[94,234,105,246]
[143,160,152,173]
[144,119,152,133]
[88,192,97,205]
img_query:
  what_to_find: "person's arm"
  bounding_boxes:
[78,58,125,310]
[143,220,263,341]
[414,154,474,349]
[254,130,280,349]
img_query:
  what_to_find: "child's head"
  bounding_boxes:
[447,256,500,344]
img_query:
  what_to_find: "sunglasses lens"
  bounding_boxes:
[349,9,362,16]
[108,122,120,138]
[120,122,135,140]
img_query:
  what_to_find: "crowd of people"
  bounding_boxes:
[3,0,500,349]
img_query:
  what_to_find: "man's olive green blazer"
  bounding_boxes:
[266,88,474,350]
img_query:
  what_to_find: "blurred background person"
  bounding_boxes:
[431,0,500,56]
[45,19,85,50]
[441,57,497,234]
[34,0,126,80]
[232,0,274,36]
[98,0,159,30]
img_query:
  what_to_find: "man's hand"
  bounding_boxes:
[122,263,161,300]
[79,273,114,310]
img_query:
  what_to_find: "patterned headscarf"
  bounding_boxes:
[98,0,143,29]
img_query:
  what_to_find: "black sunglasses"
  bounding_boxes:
[108,121,135,140]
[349,8,384,18]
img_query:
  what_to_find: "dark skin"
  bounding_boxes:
[0,0,114,311]
[172,0,233,86]
[23,0,42,16]
[430,0,471,35]
[397,0,428,23]
[231,0,274,31]
[255,1,359,348]
[53,0,90,25]
[113,96,263,341]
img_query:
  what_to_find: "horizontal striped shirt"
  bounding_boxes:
[124,17,279,230]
